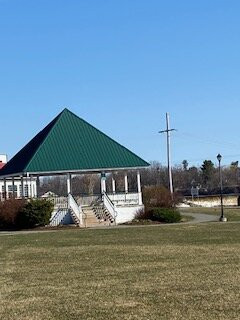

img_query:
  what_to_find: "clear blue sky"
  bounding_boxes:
[1,0,240,167]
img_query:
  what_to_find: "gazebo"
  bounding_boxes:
[0,109,149,226]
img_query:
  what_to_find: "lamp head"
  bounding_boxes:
[217,154,222,163]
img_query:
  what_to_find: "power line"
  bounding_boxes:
[176,131,240,150]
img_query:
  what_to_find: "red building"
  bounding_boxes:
[0,155,7,170]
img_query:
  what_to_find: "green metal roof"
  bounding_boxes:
[0,109,149,177]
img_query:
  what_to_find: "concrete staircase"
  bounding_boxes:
[82,205,114,228]
[69,208,81,226]
[50,194,115,228]
[93,204,115,224]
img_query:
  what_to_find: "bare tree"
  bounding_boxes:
[39,159,240,197]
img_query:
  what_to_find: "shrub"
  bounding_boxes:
[151,207,181,223]
[0,199,26,229]
[16,199,54,229]
[135,207,181,223]
[143,186,182,209]
[134,208,152,220]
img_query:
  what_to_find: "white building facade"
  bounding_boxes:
[0,155,37,200]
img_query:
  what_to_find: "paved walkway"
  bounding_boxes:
[183,212,219,223]
[0,213,220,236]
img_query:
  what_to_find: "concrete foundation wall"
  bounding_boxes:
[182,195,239,208]
[115,205,144,224]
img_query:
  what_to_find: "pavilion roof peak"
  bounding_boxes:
[0,108,150,177]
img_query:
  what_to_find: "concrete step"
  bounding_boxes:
[82,204,114,228]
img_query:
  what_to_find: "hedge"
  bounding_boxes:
[0,199,53,229]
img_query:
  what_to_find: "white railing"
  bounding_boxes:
[107,192,140,206]
[52,196,68,208]
[49,197,68,227]
[49,193,140,208]
[103,192,117,223]
[68,193,83,226]
[49,209,68,226]
[75,195,100,206]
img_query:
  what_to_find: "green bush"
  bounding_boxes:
[150,208,181,223]
[135,207,181,223]
[16,199,53,229]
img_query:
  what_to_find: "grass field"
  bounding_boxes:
[1,224,240,320]
[180,207,240,221]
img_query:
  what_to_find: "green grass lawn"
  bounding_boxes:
[1,224,240,320]
[180,207,240,221]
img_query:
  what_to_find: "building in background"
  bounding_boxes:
[0,154,37,200]
[0,155,7,169]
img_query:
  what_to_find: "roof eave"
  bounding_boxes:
[0,172,25,179]
[5,165,149,177]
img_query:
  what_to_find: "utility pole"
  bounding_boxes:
[159,113,176,195]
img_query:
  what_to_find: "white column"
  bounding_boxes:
[12,177,15,199]
[101,173,106,194]
[3,178,7,200]
[29,176,33,198]
[32,182,36,198]
[36,176,40,198]
[16,180,21,198]
[20,176,24,199]
[30,176,35,198]
[26,173,30,198]
[124,173,128,193]
[137,171,143,205]
[67,173,72,194]
[112,175,116,194]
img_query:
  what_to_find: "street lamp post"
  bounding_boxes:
[217,154,227,222]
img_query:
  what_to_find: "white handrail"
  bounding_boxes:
[106,192,140,205]
[68,194,83,226]
[49,209,68,226]
[51,196,68,208]
[103,192,117,224]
